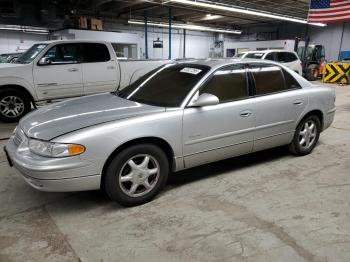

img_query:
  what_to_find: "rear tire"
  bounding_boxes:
[289,115,321,156]
[0,88,31,122]
[104,143,169,206]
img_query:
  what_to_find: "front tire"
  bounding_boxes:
[104,144,169,206]
[0,88,31,122]
[289,115,321,156]
[305,64,319,81]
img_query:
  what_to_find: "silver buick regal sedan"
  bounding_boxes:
[4,59,336,206]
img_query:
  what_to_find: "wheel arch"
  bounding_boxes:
[299,109,324,130]
[101,136,175,189]
[0,84,35,102]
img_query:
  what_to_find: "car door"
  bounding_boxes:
[182,64,255,168]
[248,63,307,152]
[33,43,83,100]
[81,43,118,95]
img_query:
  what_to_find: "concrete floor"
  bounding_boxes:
[1,83,350,262]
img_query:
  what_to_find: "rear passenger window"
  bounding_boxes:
[286,52,298,62]
[83,43,110,62]
[250,64,285,95]
[200,64,248,103]
[283,69,301,89]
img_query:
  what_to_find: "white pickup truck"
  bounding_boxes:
[0,40,169,122]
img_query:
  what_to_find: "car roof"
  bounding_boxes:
[245,49,296,54]
[33,39,110,45]
[172,58,285,70]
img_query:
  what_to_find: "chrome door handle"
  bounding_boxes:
[293,100,303,105]
[68,68,78,72]
[239,110,252,117]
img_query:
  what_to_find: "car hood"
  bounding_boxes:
[19,93,166,140]
[0,63,27,69]
[0,62,30,77]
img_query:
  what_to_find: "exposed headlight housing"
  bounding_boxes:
[28,139,85,158]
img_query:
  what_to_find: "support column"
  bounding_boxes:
[144,11,148,59]
[183,29,186,58]
[338,21,345,60]
[168,7,172,60]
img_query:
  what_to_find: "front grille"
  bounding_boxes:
[13,128,25,146]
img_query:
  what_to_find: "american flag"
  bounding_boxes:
[308,0,350,23]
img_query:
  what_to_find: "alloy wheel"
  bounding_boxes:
[118,154,160,198]
[298,120,317,149]
[0,95,25,118]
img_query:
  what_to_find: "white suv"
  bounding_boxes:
[242,50,302,75]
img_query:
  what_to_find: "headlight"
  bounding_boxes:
[28,139,85,157]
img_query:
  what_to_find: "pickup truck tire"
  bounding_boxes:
[104,143,169,206]
[0,88,31,122]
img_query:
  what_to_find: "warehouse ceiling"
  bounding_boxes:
[0,0,311,29]
[94,0,311,27]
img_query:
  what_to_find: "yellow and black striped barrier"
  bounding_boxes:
[323,62,350,85]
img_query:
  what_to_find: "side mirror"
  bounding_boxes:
[190,93,219,107]
[38,57,51,65]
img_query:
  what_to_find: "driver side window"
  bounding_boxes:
[42,43,81,64]
[199,64,248,103]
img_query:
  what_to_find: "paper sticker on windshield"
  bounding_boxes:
[180,67,202,75]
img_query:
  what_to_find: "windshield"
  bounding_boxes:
[15,43,47,64]
[297,46,324,62]
[118,63,211,107]
[244,52,264,59]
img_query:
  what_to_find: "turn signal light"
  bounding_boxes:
[68,144,85,156]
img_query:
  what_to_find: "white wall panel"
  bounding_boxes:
[309,21,350,61]
[0,31,47,54]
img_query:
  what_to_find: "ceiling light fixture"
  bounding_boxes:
[128,19,242,34]
[0,24,49,34]
[201,14,223,21]
[168,0,327,27]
